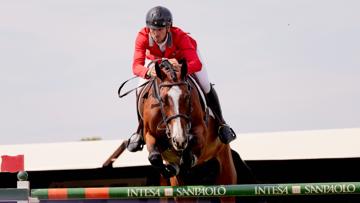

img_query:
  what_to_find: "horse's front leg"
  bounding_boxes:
[145,132,179,178]
[180,134,198,169]
[145,131,162,167]
[180,126,205,169]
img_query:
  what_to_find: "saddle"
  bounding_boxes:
[137,80,153,121]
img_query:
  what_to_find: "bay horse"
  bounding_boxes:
[141,59,237,202]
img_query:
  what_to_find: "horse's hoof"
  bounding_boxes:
[191,155,197,167]
[148,151,162,167]
[180,154,197,169]
[162,163,180,178]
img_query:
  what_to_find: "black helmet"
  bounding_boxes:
[146,6,172,29]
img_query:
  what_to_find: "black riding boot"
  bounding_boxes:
[127,121,144,152]
[206,86,236,144]
[127,95,145,152]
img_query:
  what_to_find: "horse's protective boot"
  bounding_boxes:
[206,86,236,144]
[127,94,145,152]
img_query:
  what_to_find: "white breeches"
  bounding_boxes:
[138,50,211,94]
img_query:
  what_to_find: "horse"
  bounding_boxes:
[140,59,237,203]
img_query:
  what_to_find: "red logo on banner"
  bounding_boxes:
[1,155,24,173]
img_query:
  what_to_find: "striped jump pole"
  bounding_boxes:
[31,182,360,200]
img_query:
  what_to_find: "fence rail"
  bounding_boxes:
[25,182,360,200]
[2,172,360,202]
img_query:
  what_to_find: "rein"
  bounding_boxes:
[118,76,153,98]
[117,59,162,98]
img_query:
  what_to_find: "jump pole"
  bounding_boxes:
[4,172,360,201]
[31,182,360,200]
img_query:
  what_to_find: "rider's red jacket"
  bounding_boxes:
[132,26,202,78]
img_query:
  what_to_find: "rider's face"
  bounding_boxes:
[149,27,168,43]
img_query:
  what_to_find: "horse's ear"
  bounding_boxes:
[155,62,164,80]
[179,59,187,80]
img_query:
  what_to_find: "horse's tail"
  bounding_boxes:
[231,149,258,184]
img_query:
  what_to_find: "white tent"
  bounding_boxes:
[1,128,359,171]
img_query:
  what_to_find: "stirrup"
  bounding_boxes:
[126,132,144,152]
[218,124,236,144]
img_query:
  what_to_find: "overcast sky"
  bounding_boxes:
[1,1,359,145]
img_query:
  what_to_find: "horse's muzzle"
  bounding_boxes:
[172,136,188,151]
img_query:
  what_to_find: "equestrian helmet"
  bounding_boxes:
[146,6,172,29]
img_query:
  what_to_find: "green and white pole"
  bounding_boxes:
[4,172,360,201]
[31,182,360,200]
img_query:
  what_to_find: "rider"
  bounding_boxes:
[127,6,236,152]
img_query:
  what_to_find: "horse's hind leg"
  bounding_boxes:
[216,146,237,203]
[217,147,237,184]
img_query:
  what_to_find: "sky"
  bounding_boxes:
[1,1,359,145]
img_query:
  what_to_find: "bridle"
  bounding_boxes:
[152,59,193,139]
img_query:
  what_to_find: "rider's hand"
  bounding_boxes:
[168,58,181,71]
